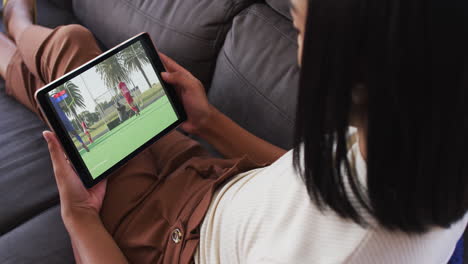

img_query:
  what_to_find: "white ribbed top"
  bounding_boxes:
[194,132,467,264]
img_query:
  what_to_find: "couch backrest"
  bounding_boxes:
[72,0,256,88]
[266,0,293,20]
[208,3,299,149]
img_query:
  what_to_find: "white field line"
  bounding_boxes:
[91,160,109,172]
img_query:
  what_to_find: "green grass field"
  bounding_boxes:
[73,84,164,145]
[78,95,178,178]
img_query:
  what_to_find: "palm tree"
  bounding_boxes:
[59,81,86,124]
[95,55,132,96]
[121,42,152,89]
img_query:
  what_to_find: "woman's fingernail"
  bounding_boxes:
[161,72,169,78]
[43,131,51,142]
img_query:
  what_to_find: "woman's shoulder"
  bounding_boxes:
[225,142,466,263]
[221,149,371,262]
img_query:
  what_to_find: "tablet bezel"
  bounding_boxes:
[35,33,187,188]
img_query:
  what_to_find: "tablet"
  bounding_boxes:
[35,33,186,188]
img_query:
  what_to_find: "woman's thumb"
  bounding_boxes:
[43,131,67,171]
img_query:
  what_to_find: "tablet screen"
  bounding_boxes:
[46,40,179,179]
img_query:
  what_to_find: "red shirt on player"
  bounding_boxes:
[81,121,89,134]
[118,82,134,105]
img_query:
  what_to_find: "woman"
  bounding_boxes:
[1,0,467,263]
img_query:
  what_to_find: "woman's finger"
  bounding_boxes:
[159,52,187,73]
[44,130,88,198]
[161,72,190,93]
[43,131,73,187]
[43,131,67,170]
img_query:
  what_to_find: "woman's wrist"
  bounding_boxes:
[191,104,220,137]
[62,206,101,232]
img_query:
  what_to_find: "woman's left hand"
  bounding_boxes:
[43,131,107,224]
[159,53,214,136]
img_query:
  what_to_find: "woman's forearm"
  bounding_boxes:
[197,107,287,164]
[71,238,83,264]
[64,210,128,264]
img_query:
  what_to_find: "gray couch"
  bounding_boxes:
[0,0,299,262]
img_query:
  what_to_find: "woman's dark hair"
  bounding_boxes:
[293,0,468,233]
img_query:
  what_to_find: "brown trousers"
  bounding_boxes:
[5,24,262,263]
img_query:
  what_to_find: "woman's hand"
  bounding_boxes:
[159,53,214,135]
[43,131,107,225]
[159,53,286,164]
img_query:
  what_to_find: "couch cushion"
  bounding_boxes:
[0,54,72,264]
[36,0,79,27]
[38,0,74,16]
[0,82,60,235]
[0,0,77,260]
[266,0,292,20]
[0,206,73,264]
[208,4,300,149]
[0,0,80,235]
[72,0,256,89]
